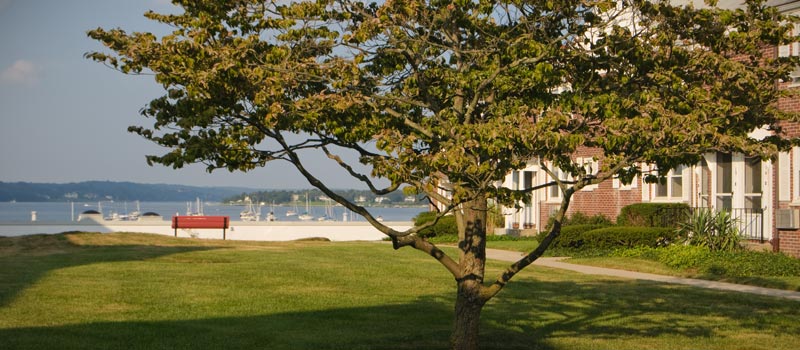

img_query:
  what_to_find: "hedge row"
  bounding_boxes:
[539,225,677,250]
[413,212,457,238]
[616,202,691,227]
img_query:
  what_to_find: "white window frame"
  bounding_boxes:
[793,147,800,204]
[547,166,571,202]
[651,165,689,202]
[577,157,599,191]
[779,152,791,202]
[743,156,763,210]
[613,172,638,190]
[779,23,800,86]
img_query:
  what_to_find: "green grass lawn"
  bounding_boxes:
[1,232,799,349]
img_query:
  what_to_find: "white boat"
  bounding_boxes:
[118,201,141,221]
[187,198,204,216]
[239,197,260,221]
[286,200,298,217]
[298,193,314,221]
[317,198,335,221]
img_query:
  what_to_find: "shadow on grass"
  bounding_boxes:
[0,301,451,350]
[481,277,800,349]
[2,234,798,349]
[3,278,799,350]
[0,233,217,308]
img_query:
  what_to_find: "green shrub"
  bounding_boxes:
[617,203,690,227]
[538,225,675,251]
[657,244,712,270]
[677,209,742,252]
[545,212,612,231]
[423,233,539,244]
[612,244,800,277]
[536,224,610,248]
[700,250,800,277]
[580,226,678,249]
[413,212,457,238]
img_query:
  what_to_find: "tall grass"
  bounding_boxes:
[1,232,798,349]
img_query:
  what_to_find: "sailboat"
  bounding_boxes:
[187,198,204,216]
[117,200,141,221]
[285,197,298,217]
[266,201,276,221]
[298,193,314,221]
[317,198,335,221]
[239,196,260,221]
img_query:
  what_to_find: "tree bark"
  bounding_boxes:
[450,197,488,350]
[451,279,485,350]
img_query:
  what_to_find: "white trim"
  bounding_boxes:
[641,164,650,201]
[794,147,800,204]
[577,157,600,191]
[779,152,791,202]
[651,165,688,202]
[546,166,568,203]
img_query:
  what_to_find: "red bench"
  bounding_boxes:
[171,216,230,240]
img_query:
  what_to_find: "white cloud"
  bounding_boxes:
[1,59,39,86]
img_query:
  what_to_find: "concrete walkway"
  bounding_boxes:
[485,248,800,301]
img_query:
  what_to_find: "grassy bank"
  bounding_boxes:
[1,233,799,349]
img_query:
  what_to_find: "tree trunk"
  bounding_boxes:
[451,279,485,350]
[451,197,488,350]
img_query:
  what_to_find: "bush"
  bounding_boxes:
[537,225,675,251]
[536,224,610,248]
[413,212,457,238]
[545,211,612,231]
[656,245,712,270]
[676,209,742,252]
[424,233,539,244]
[580,226,678,249]
[617,203,690,227]
[701,250,800,277]
[612,245,800,277]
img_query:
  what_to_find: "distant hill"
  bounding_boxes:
[0,181,256,202]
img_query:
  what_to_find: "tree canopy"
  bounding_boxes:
[88,0,799,348]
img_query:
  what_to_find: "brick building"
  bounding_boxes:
[500,0,800,257]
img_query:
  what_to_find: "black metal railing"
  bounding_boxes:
[730,208,764,242]
[653,206,764,242]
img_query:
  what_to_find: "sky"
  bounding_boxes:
[0,0,368,190]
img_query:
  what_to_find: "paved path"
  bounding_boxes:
[485,248,800,301]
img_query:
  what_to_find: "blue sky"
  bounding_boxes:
[0,0,366,189]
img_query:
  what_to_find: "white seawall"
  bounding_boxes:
[0,220,413,241]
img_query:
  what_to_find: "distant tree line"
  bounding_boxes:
[0,181,251,202]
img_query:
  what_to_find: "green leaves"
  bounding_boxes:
[87,0,799,211]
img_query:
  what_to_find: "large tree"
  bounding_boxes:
[88,0,799,348]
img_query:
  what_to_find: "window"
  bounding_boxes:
[577,157,599,191]
[655,165,686,200]
[779,23,800,85]
[548,167,569,200]
[523,171,534,205]
[744,156,762,209]
[613,173,638,190]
